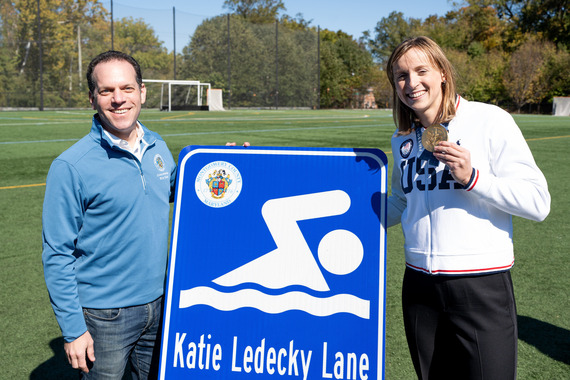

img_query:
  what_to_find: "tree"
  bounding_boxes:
[279,13,313,31]
[4,0,170,108]
[544,44,570,99]
[496,0,570,48]
[0,1,19,106]
[223,0,285,24]
[11,0,109,107]
[272,23,319,107]
[446,47,507,104]
[368,11,422,65]
[445,0,507,51]
[181,15,271,107]
[503,36,554,112]
[113,17,170,77]
[320,29,377,108]
[180,15,230,88]
[180,14,318,108]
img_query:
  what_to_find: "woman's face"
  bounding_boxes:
[392,47,446,127]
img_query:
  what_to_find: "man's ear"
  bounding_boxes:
[89,92,96,110]
[140,83,147,105]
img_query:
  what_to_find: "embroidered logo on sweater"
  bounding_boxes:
[154,154,166,171]
[400,139,414,158]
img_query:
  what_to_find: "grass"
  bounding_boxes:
[1,109,568,379]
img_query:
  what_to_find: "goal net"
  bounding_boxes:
[208,89,225,111]
[553,97,570,116]
[143,79,211,111]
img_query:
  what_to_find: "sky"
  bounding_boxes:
[102,0,456,52]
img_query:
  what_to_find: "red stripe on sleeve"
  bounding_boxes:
[466,169,479,191]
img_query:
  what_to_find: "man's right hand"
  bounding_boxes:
[64,331,95,373]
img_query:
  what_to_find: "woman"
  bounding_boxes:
[385,36,550,379]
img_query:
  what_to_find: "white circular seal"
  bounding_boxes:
[195,161,242,208]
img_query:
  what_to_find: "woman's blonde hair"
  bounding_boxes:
[386,36,457,134]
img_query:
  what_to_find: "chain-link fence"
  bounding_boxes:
[0,3,319,110]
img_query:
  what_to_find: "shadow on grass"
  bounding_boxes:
[30,338,133,379]
[33,318,567,377]
[30,338,79,380]
[518,315,570,365]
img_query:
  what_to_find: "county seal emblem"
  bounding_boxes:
[206,169,232,199]
[195,161,242,208]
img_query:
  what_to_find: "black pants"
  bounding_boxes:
[402,267,518,380]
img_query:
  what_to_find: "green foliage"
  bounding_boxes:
[0,1,170,108]
[319,30,378,108]
[367,0,570,109]
[0,0,568,110]
[503,36,556,112]
[445,47,507,104]
[544,43,570,98]
[319,40,349,108]
[279,12,313,31]
[223,0,285,24]
[180,15,319,108]
[368,11,421,65]
[113,17,171,80]
[11,0,109,107]
[496,0,570,47]
[449,0,507,51]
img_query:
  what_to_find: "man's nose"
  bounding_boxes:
[112,89,126,103]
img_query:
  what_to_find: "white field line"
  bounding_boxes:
[0,123,394,145]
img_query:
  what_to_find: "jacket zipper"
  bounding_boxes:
[137,160,147,193]
[424,159,433,274]
[113,145,148,193]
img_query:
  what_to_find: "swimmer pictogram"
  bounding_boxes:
[179,190,370,319]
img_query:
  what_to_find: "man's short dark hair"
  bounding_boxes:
[86,51,143,94]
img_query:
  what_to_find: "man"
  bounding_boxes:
[42,50,176,379]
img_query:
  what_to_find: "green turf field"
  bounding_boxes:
[1,109,568,379]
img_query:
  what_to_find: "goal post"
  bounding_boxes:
[207,89,225,111]
[553,97,570,116]
[143,79,211,111]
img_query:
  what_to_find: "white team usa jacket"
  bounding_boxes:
[387,96,551,275]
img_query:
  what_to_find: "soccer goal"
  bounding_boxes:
[144,79,211,111]
[208,89,225,111]
[552,97,570,116]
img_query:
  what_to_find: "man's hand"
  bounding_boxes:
[64,331,95,373]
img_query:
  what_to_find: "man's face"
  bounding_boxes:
[89,59,146,141]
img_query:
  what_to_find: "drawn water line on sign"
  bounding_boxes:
[179,190,370,319]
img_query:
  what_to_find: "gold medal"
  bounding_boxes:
[421,124,448,152]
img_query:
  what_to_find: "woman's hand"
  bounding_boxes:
[433,141,472,186]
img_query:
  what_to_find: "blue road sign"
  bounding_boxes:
[160,146,387,380]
